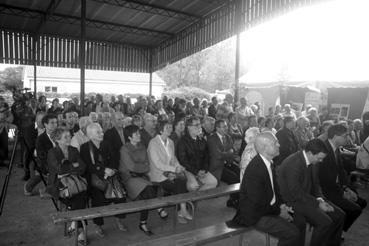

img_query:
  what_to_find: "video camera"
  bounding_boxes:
[11,88,35,128]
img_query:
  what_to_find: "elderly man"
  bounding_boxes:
[139,113,157,148]
[177,116,217,191]
[71,116,92,151]
[201,116,215,139]
[231,132,303,246]
[277,139,345,246]
[104,112,125,164]
[319,124,367,236]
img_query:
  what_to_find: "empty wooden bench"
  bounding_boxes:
[128,222,260,246]
[51,184,241,246]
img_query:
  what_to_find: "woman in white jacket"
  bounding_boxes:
[147,120,193,224]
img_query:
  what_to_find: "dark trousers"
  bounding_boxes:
[90,187,125,226]
[0,128,8,162]
[135,186,156,222]
[160,178,187,195]
[221,163,240,203]
[292,201,345,246]
[60,192,88,228]
[254,215,301,246]
[330,195,367,232]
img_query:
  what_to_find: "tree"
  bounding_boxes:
[157,38,247,94]
[0,66,24,91]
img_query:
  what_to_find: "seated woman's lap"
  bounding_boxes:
[160,178,187,195]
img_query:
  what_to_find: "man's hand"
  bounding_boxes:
[343,188,358,202]
[197,170,206,178]
[318,200,334,212]
[72,162,79,168]
[279,204,294,222]
[104,168,116,179]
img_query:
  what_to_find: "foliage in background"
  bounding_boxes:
[157,38,247,93]
[162,87,211,101]
[0,66,24,91]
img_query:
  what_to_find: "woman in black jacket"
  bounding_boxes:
[80,123,126,238]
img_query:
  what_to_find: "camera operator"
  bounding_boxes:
[10,91,37,181]
[0,96,14,167]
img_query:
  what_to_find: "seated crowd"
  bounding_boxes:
[1,93,369,246]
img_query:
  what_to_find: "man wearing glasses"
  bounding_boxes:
[177,116,217,191]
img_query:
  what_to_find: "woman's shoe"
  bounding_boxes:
[139,222,153,236]
[157,208,168,219]
[178,210,193,221]
[78,232,88,245]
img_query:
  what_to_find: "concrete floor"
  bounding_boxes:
[1,144,369,246]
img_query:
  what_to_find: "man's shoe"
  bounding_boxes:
[95,225,105,238]
[226,199,239,209]
[23,182,33,196]
[115,218,128,232]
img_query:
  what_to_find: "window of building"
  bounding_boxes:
[45,86,51,92]
[52,87,57,93]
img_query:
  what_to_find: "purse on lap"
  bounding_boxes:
[89,142,126,199]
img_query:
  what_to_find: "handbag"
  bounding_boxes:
[104,175,126,199]
[89,142,126,198]
[59,174,87,198]
[89,143,109,191]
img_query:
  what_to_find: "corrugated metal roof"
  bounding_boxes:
[0,0,325,72]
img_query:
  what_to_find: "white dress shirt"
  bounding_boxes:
[260,154,276,205]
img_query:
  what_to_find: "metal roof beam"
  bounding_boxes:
[35,0,63,34]
[0,3,173,38]
[90,0,201,22]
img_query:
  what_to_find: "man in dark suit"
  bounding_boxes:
[208,119,239,208]
[139,113,157,148]
[104,112,125,164]
[232,132,303,246]
[275,116,300,166]
[24,114,57,195]
[277,139,345,246]
[319,124,367,235]
[207,119,235,181]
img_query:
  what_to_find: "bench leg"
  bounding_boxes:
[265,234,270,246]
[81,220,87,246]
[173,204,178,229]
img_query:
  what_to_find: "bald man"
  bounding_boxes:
[231,132,304,246]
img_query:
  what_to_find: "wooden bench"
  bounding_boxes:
[51,184,240,245]
[128,222,266,246]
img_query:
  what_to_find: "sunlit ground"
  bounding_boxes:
[240,0,369,83]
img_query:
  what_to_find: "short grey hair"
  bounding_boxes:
[79,116,92,129]
[86,123,102,139]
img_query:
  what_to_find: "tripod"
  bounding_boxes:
[0,128,59,216]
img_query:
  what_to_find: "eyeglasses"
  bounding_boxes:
[189,123,201,128]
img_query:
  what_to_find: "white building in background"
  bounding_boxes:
[23,66,166,97]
